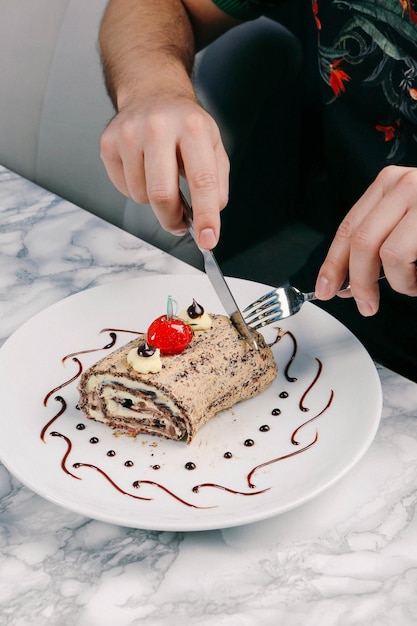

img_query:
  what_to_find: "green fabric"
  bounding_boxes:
[211,0,264,20]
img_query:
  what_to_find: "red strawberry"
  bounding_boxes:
[147,315,193,355]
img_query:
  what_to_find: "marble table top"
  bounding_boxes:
[1,165,417,626]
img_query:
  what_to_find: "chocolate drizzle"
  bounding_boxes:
[278,329,298,382]
[100,327,142,336]
[39,323,334,512]
[61,332,117,364]
[299,358,323,412]
[246,432,319,488]
[192,483,270,496]
[50,431,80,480]
[132,480,213,508]
[292,390,334,445]
[41,395,66,442]
[43,358,82,406]
[73,463,152,501]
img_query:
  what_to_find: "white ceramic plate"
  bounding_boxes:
[0,275,382,531]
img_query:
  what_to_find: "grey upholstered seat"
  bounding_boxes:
[0,0,199,266]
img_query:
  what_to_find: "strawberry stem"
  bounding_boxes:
[167,295,173,319]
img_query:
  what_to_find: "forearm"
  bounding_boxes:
[99,0,196,110]
[99,0,235,250]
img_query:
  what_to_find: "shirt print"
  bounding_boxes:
[314,0,417,161]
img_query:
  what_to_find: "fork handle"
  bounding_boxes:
[322,272,385,299]
[307,273,385,302]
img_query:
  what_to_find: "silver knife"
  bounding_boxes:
[180,190,258,351]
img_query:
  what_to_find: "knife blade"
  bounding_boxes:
[180,190,258,351]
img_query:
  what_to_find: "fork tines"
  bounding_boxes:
[243,289,283,329]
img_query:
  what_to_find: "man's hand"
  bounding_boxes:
[315,165,417,315]
[98,0,237,250]
[100,92,229,249]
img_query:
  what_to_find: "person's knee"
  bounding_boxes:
[194,17,302,154]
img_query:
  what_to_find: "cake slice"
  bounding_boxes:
[77,314,277,443]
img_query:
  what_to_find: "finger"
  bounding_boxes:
[137,108,190,234]
[315,167,402,307]
[347,170,417,312]
[101,118,149,204]
[336,289,353,299]
[144,145,186,236]
[215,140,230,213]
[121,148,149,205]
[314,216,356,300]
[180,121,228,249]
[100,126,131,198]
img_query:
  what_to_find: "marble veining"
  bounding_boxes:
[0,166,196,347]
[1,165,417,626]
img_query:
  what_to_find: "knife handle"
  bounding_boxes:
[179,189,197,241]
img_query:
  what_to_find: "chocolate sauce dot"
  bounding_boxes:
[224,451,233,459]
[75,404,81,410]
[185,462,196,470]
[124,460,134,467]
[279,391,289,398]
[137,343,156,358]
[259,424,270,432]
[76,423,86,430]
[122,398,133,408]
[152,464,160,470]
[244,439,255,447]
[89,437,99,444]
[107,450,116,457]
[271,408,281,416]
[187,299,204,319]
[301,406,309,412]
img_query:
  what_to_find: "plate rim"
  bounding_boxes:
[0,274,382,530]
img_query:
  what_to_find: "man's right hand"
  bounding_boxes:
[100,91,230,250]
[98,0,238,250]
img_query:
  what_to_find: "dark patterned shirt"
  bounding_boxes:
[213,0,417,210]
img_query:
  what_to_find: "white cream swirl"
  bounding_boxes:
[177,309,212,331]
[127,346,162,373]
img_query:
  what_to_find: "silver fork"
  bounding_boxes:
[243,276,384,329]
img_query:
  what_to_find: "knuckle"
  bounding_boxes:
[183,110,209,137]
[144,112,168,141]
[397,169,417,195]
[375,164,398,186]
[99,130,115,159]
[147,184,172,207]
[375,165,417,197]
[380,242,402,267]
[351,227,373,253]
[190,171,217,193]
[115,114,138,139]
[335,217,355,242]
